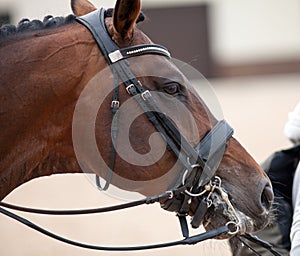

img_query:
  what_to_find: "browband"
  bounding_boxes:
[76,9,170,65]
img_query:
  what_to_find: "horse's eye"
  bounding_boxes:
[163,83,179,95]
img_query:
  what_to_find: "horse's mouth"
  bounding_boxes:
[199,191,267,239]
[202,208,252,239]
[162,178,271,239]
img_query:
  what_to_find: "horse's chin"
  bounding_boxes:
[199,193,268,239]
[202,209,254,239]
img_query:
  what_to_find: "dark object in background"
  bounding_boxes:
[231,144,300,255]
[139,5,212,78]
[263,144,300,205]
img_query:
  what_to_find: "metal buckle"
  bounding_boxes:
[141,90,152,101]
[125,84,135,94]
[111,100,120,108]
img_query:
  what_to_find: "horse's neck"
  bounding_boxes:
[0,23,102,200]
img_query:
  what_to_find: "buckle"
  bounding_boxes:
[141,90,152,101]
[111,100,120,108]
[125,84,135,94]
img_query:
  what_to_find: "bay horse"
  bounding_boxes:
[0,0,274,249]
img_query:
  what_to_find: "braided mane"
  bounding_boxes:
[0,8,145,39]
[0,14,76,38]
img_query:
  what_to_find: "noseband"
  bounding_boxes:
[0,8,281,256]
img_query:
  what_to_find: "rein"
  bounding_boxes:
[0,8,282,255]
[0,205,229,251]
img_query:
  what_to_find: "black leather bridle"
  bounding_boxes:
[75,8,236,228]
[0,8,281,255]
[76,7,233,203]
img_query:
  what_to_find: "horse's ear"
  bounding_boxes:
[71,0,97,16]
[113,0,141,41]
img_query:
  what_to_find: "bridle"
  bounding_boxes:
[76,7,234,231]
[0,8,281,256]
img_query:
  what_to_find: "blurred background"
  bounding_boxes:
[1,0,300,255]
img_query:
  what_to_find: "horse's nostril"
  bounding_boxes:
[261,184,274,211]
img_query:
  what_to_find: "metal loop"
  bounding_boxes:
[184,188,207,197]
[186,157,201,169]
[181,169,189,186]
[182,163,211,197]
[166,190,174,199]
[212,176,222,188]
[226,221,240,235]
[206,198,213,208]
[181,160,201,186]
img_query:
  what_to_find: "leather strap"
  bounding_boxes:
[177,214,189,238]
[191,198,209,228]
[0,205,229,251]
[196,120,233,187]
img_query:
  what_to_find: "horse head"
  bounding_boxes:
[71,0,273,237]
[0,0,273,241]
